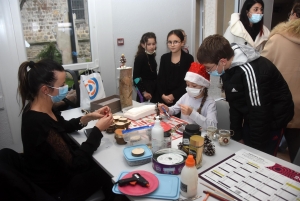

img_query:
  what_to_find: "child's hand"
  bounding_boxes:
[167,94,174,102]
[158,103,169,113]
[143,91,152,100]
[179,104,192,116]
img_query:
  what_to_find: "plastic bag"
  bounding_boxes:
[80,72,106,110]
[122,125,153,146]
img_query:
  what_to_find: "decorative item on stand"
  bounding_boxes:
[117,54,133,109]
[120,54,127,68]
[203,135,215,156]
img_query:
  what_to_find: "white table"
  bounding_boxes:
[62,106,300,201]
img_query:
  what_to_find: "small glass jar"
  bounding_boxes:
[164,131,172,148]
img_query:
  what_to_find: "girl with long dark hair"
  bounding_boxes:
[133,32,158,103]
[224,0,270,52]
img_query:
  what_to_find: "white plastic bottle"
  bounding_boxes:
[151,116,164,153]
[180,155,198,198]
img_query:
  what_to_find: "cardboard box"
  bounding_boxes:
[90,95,121,114]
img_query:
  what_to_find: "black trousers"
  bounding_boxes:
[0,148,118,201]
[284,128,300,163]
[242,124,283,156]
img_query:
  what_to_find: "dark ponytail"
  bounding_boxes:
[135,32,157,57]
[197,88,208,114]
[18,59,64,113]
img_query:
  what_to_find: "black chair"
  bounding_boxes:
[64,69,80,108]
[0,149,56,201]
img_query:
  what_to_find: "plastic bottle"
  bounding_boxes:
[180,155,198,198]
[151,116,164,153]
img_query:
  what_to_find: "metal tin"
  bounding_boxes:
[152,148,187,175]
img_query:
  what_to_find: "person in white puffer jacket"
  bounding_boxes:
[224,0,270,52]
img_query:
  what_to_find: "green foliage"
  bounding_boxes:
[37,42,62,64]
[66,77,74,89]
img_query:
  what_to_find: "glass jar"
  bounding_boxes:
[164,131,172,148]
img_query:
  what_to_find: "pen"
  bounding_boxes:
[202,193,210,201]
[203,190,230,201]
[161,106,170,119]
[200,182,236,201]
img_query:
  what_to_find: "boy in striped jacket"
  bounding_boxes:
[197,34,294,156]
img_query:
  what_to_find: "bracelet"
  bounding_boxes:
[79,120,87,127]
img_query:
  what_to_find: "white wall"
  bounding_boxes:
[110,0,195,93]
[0,0,27,152]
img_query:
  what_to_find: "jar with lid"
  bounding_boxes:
[163,131,171,148]
[182,124,201,154]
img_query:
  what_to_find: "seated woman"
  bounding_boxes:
[1,59,117,200]
[159,62,217,130]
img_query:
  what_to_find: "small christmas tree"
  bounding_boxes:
[119,54,126,68]
[204,135,215,156]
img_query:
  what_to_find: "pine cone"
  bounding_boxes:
[204,136,215,156]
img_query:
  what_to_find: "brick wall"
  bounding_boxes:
[20,0,91,63]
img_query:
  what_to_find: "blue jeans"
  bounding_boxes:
[242,124,283,156]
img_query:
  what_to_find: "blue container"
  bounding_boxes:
[123,144,152,166]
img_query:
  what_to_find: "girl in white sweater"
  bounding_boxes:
[159,62,217,130]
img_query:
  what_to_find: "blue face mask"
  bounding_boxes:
[249,14,263,24]
[47,85,68,103]
[208,63,225,76]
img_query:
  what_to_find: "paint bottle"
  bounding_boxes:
[180,155,198,198]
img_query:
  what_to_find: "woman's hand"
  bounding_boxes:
[80,106,111,125]
[179,104,192,116]
[143,91,152,100]
[162,94,173,104]
[90,106,111,120]
[95,113,114,131]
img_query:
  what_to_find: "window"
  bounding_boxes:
[72,0,85,20]
[19,0,98,70]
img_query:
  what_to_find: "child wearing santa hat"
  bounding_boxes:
[159,62,217,130]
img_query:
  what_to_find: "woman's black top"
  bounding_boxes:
[157,50,194,106]
[21,106,103,194]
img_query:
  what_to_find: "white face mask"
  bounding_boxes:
[186,87,202,98]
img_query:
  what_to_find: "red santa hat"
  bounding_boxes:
[184,62,210,88]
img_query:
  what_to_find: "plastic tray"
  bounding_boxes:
[113,171,180,200]
[123,144,152,166]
